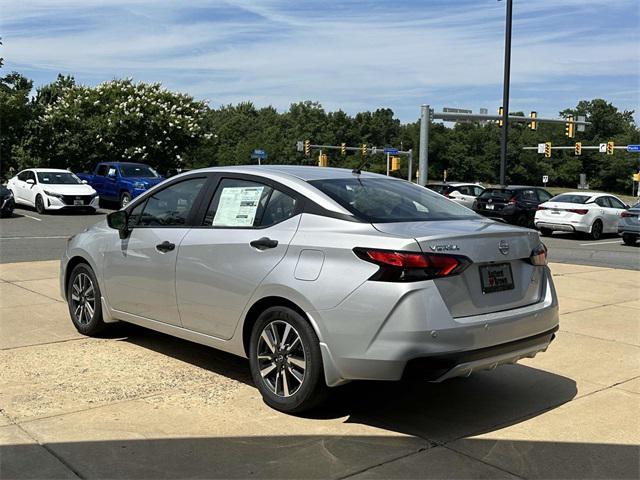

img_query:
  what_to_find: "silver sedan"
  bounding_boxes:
[60,166,559,412]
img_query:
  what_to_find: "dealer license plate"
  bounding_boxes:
[485,204,495,210]
[74,199,83,206]
[479,263,514,294]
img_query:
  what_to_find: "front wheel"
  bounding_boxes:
[67,263,106,336]
[622,234,637,246]
[249,306,327,413]
[590,220,603,240]
[35,194,46,214]
[120,192,132,209]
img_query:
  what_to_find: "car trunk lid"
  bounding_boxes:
[373,219,545,318]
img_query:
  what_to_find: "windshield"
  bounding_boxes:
[119,165,159,178]
[478,189,514,201]
[550,194,590,204]
[37,172,82,185]
[309,177,478,223]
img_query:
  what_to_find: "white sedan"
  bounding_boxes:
[7,168,99,214]
[535,192,629,240]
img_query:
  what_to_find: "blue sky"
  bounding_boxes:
[2,0,639,122]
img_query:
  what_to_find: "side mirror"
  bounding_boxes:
[81,180,88,184]
[107,210,130,239]
[26,179,35,185]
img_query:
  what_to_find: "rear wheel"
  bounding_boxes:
[67,263,106,336]
[35,194,46,214]
[539,227,553,237]
[516,214,532,228]
[249,306,327,413]
[120,192,131,209]
[622,234,637,246]
[590,220,603,240]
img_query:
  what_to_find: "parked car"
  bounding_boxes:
[473,186,552,227]
[618,201,640,246]
[0,185,15,217]
[535,192,629,240]
[7,169,99,214]
[426,182,484,209]
[77,162,164,208]
[61,166,558,413]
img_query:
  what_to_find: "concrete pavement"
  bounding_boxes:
[0,261,638,479]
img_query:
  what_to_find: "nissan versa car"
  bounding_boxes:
[61,166,559,413]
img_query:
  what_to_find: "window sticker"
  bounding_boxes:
[212,186,265,227]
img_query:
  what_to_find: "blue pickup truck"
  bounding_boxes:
[77,162,164,208]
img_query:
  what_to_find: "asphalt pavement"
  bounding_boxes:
[1,205,638,269]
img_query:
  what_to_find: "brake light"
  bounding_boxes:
[353,248,471,282]
[528,243,548,266]
[621,211,638,218]
[537,206,547,211]
[508,196,517,204]
[567,209,588,215]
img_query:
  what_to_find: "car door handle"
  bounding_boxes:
[156,241,176,253]
[250,237,278,250]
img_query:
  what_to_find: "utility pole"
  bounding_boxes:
[499,0,513,186]
[418,104,430,186]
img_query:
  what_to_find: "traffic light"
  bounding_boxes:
[318,153,328,167]
[607,141,614,155]
[361,143,367,156]
[340,143,347,156]
[544,142,552,158]
[565,116,575,138]
[498,107,504,127]
[390,156,400,172]
[575,142,582,156]
[529,111,537,130]
[304,140,310,156]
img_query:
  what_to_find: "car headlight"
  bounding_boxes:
[133,182,146,190]
[43,190,64,198]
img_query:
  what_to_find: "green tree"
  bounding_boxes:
[0,72,34,177]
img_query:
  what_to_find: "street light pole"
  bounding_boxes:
[499,0,513,186]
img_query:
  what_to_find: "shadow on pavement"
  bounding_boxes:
[2,436,636,479]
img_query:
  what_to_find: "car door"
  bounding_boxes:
[176,175,302,339]
[92,164,109,197]
[102,175,210,325]
[519,189,539,219]
[103,165,120,201]
[455,186,476,208]
[11,171,28,203]
[605,196,627,232]
[23,171,38,206]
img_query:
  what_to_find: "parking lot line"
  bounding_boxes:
[0,236,69,240]
[22,214,42,222]
[578,240,623,246]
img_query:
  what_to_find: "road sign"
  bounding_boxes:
[599,143,607,153]
[383,148,399,154]
[627,145,640,153]
[537,143,546,154]
[542,175,549,184]
[296,141,304,152]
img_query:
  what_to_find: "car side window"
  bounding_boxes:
[107,167,118,177]
[537,189,552,202]
[135,177,207,227]
[594,197,609,208]
[608,197,626,209]
[204,178,297,228]
[521,189,537,201]
[457,186,470,195]
[17,171,28,181]
[96,165,109,176]
[473,186,484,196]
[26,171,37,183]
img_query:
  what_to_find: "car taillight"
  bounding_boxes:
[528,243,548,266]
[621,211,638,218]
[353,248,471,282]
[537,206,547,211]
[508,196,517,204]
[567,209,588,215]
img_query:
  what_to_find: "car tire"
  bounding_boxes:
[539,228,553,237]
[516,214,531,228]
[590,219,603,240]
[249,306,328,414]
[67,263,106,336]
[622,234,637,246]
[35,194,46,214]
[120,192,131,209]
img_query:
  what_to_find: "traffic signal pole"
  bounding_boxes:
[499,0,513,187]
[418,104,429,186]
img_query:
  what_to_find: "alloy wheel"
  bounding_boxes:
[70,272,96,325]
[257,320,306,397]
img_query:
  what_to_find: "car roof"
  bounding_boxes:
[192,165,386,182]
[26,168,72,173]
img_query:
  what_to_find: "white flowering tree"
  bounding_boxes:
[30,78,212,173]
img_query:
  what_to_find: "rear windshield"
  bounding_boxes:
[550,194,590,204]
[478,188,514,201]
[120,165,159,178]
[309,177,478,223]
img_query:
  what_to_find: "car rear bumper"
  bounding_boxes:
[311,267,559,386]
[535,220,589,233]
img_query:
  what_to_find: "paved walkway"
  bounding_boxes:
[1,261,638,479]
